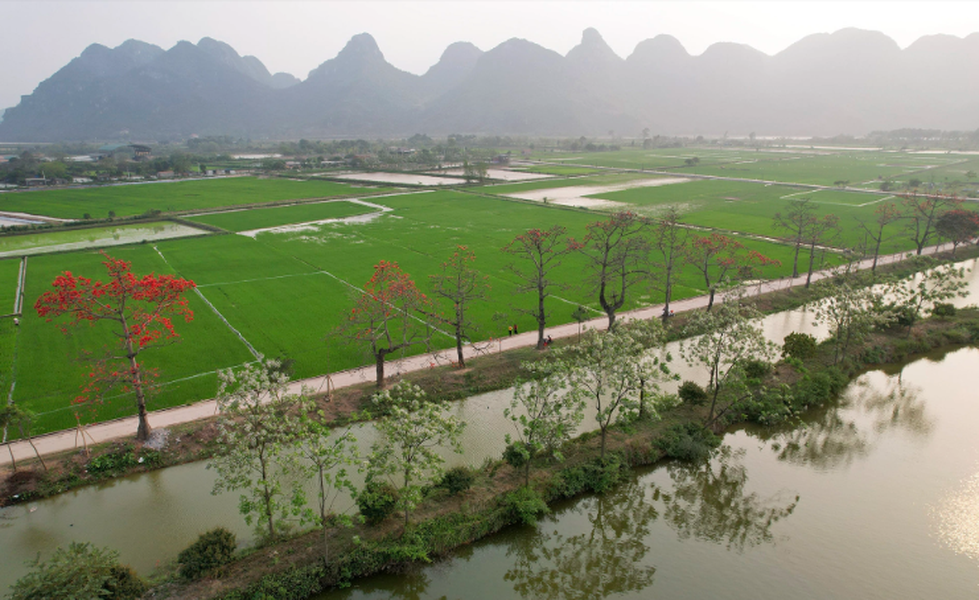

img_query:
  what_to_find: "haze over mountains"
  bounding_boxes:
[2,27,978,142]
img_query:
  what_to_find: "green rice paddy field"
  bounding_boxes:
[186,198,378,232]
[0,258,22,313]
[0,177,390,219]
[0,150,970,434]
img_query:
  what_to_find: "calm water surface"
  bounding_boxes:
[315,348,979,600]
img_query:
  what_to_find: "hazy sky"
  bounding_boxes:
[2,1,977,110]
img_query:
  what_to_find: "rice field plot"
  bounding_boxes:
[230,191,818,370]
[514,165,604,176]
[527,148,760,171]
[888,155,979,189]
[0,318,17,406]
[0,177,392,220]
[13,246,255,434]
[481,173,664,196]
[590,179,912,253]
[0,221,210,258]
[0,258,22,313]
[185,199,378,233]
[669,152,959,186]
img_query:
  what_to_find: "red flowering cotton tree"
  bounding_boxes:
[339,261,433,388]
[34,253,196,442]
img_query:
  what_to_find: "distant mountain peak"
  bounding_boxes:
[567,27,622,64]
[338,32,385,62]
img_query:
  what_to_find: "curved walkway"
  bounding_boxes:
[0,241,963,466]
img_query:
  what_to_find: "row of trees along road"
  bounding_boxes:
[338,211,780,390]
[28,196,975,442]
[23,209,778,447]
[778,193,979,286]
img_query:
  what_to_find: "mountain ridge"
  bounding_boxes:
[1,27,977,141]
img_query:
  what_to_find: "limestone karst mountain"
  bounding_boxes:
[1,27,977,141]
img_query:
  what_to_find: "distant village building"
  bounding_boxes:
[24,177,48,187]
[96,144,152,161]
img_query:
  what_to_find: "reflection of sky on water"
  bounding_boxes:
[933,469,979,562]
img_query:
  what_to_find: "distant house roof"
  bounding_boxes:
[98,144,127,152]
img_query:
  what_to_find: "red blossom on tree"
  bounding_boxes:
[34,252,196,442]
[339,261,434,387]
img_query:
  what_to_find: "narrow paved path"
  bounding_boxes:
[0,241,962,466]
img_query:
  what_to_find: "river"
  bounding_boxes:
[315,347,979,599]
[1,259,978,595]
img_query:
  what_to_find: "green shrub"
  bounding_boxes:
[502,487,549,526]
[932,303,956,318]
[436,466,475,495]
[654,422,720,462]
[942,328,970,344]
[86,450,137,476]
[782,332,817,360]
[791,367,848,409]
[963,320,979,342]
[9,541,146,600]
[861,345,887,364]
[218,564,325,600]
[739,387,793,426]
[503,442,531,469]
[177,527,237,580]
[744,359,771,380]
[356,480,398,525]
[678,380,707,406]
[85,448,161,477]
[104,565,148,600]
[553,454,628,497]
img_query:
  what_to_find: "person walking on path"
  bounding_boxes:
[514,324,519,334]
[508,325,513,337]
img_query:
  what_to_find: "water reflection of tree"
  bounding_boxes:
[504,478,658,600]
[766,372,933,470]
[331,569,434,600]
[653,447,799,552]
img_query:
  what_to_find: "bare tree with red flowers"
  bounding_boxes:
[339,261,434,387]
[34,252,196,442]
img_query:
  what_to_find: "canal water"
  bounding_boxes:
[315,347,979,599]
[1,259,978,595]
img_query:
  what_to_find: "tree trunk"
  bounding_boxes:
[805,242,817,288]
[120,313,151,443]
[455,323,465,368]
[536,285,546,350]
[128,348,151,443]
[25,432,46,472]
[872,234,883,274]
[792,242,802,278]
[5,443,16,471]
[707,287,716,311]
[374,351,387,388]
[319,468,329,566]
[261,458,276,540]
[599,427,607,461]
[638,376,646,420]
